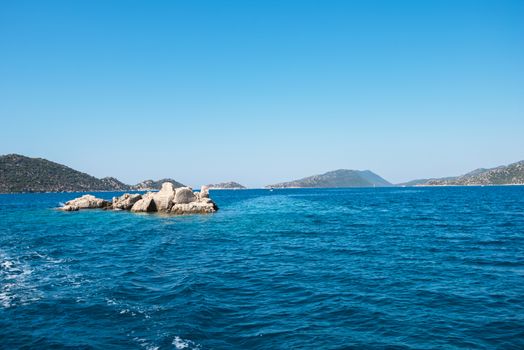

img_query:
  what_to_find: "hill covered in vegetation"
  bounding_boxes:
[423,161,524,186]
[0,154,186,193]
[0,154,130,193]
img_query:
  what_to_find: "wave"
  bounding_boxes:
[172,336,200,350]
[0,251,39,308]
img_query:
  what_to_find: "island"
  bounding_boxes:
[132,178,185,190]
[59,183,218,214]
[267,169,393,188]
[206,182,246,189]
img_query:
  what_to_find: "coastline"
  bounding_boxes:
[4,183,524,195]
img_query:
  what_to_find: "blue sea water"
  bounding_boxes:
[1,187,523,349]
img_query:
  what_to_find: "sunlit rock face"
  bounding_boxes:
[59,183,218,215]
[58,194,111,211]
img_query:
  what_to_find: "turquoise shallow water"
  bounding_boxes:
[1,187,524,349]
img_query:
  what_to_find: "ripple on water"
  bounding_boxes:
[0,187,524,349]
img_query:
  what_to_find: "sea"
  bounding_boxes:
[1,187,523,349]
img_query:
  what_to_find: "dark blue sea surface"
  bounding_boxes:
[1,187,524,349]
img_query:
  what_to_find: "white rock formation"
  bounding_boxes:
[171,199,217,214]
[174,187,196,204]
[59,194,110,211]
[112,193,142,210]
[59,182,218,215]
[152,182,176,212]
[130,192,156,212]
[200,185,210,198]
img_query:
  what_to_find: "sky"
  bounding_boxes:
[1,0,523,187]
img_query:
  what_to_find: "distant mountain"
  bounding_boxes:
[132,178,185,190]
[207,182,246,189]
[401,161,524,186]
[427,161,524,186]
[0,154,188,193]
[397,179,433,187]
[397,176,456,187]
[463,168,489,177]
[267,169,393,188]
[0,154,131,193]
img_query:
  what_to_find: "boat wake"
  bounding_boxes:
[0,251,39,308]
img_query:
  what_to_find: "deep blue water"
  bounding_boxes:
[1,187,524,349]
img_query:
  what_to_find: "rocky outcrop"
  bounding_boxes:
[200,185,209,198]
[174,187,196,204]
[130,192,157,212]
[112,193,142,210]
[59,182,218,215]
[152,182,176,211]
[171,198,218,214]
[59,194,111,211]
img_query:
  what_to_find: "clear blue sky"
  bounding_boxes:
[1,0,523,187]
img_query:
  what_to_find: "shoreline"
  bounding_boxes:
[2,183,524,194]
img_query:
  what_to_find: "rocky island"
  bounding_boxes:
[207,182,246,189]
[132,178,185,190]
[59,183,218,215]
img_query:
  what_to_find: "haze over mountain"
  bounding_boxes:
[397,177,456,187]
[267,169,393,188]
